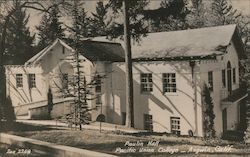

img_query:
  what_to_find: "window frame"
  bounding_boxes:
[140,73,153,93]
[222,69,226,88]
[233,68,236,84]
[28,74,36,88]
[162,73,177,93]
[95,93,102,107]
[16,74,23,88]
[208,71,213,91]
[170,117,180,135]
[95,75,102,93]
[144,114,153,132]
[62,73,68,89]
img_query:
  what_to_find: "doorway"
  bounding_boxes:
[222,108,227,132]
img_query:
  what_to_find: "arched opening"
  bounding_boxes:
[51,62,74,98]
[96,114,105,122]
[227,61,232,94]
[58,62,74,89]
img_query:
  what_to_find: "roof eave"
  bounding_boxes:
[132,55,218,62]
[232,27,247,59]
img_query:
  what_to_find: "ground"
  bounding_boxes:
[0,143,47,157]
[0,122,250,157]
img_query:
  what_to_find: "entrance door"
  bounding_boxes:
[227,62,232,95]
[222,108,227,132]
[238,101,247,131]
[121,112,126,125]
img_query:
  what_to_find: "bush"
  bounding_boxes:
[222,130,244,141]
[2,96,15,122]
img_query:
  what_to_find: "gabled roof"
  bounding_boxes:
[94,24,246,60]
[25,39,125,65]
[80,40,124,62]
[25,24,245,65]
[25,39,74,65]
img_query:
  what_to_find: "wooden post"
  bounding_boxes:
[123,0,134,128]
[190,61,198,135]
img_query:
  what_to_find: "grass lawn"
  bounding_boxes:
[1,122,250,156]
[8,127,250,157]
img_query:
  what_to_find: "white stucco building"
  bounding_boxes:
[5,24,247,137]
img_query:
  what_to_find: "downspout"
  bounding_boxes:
[190,61,198,136]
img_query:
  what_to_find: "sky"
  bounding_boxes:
[26,0,250,34]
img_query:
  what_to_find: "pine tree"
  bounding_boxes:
[67,0,91,39]
[186,0,208,28]
[47,87,53,119]
[55,0,106,130]
[142,0,190,32]
[89,1,110,37]
[106,0,149,128]
[244,93,250,143]
[211,0,241,25]
[5,0,34,64]
[53,47,106,130]
[203,84,216,138]
[36,14,50,51]
[36,6,65,51]
[108,0,149,42]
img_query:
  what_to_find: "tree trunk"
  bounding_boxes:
[123,0,134,128]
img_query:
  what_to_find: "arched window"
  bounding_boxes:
[227,61,232,94]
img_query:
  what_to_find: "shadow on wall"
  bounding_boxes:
[6,67,43,107]
[109,61,202,133]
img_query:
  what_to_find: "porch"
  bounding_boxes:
[220,88,248,133]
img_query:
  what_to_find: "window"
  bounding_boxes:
[96,94,102,106]
[95,75,101,93]
[171,117,180,135]
[28,74,36,88]
[144,114,153,132]
[141,73,153,92]
[62,73,68,89]
[163,73,176,93]
[16,74,23,88]
[62,46,65,54]
[95,75,102,106]
[233,68,236,84]
[208,71,213,91]
[222,69,226,88]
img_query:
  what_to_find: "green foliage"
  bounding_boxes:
[2,96,15,122]
[203,84,216,138]
[244,95,250,143]
[186,0,209,28]
[67,0,91,39]
[211,0,241,25]
[89,1,110,37]
[36,6,65,51]
[144,0,190,32]
[107,0,149,42]
[47,87,53,119]
[238,16,250,84]
[62,2,107,128]
[4,0,35,64]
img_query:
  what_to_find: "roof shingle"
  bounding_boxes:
[94,24,245,60]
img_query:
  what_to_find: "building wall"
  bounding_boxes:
[109,61,203,136]
[5,66,46,108]
[100,41,240,137]
[5,42,94,117]
[29,100,72,119]
[199,41,240,136]
[90,61,116,123]
[5,39,241,137]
